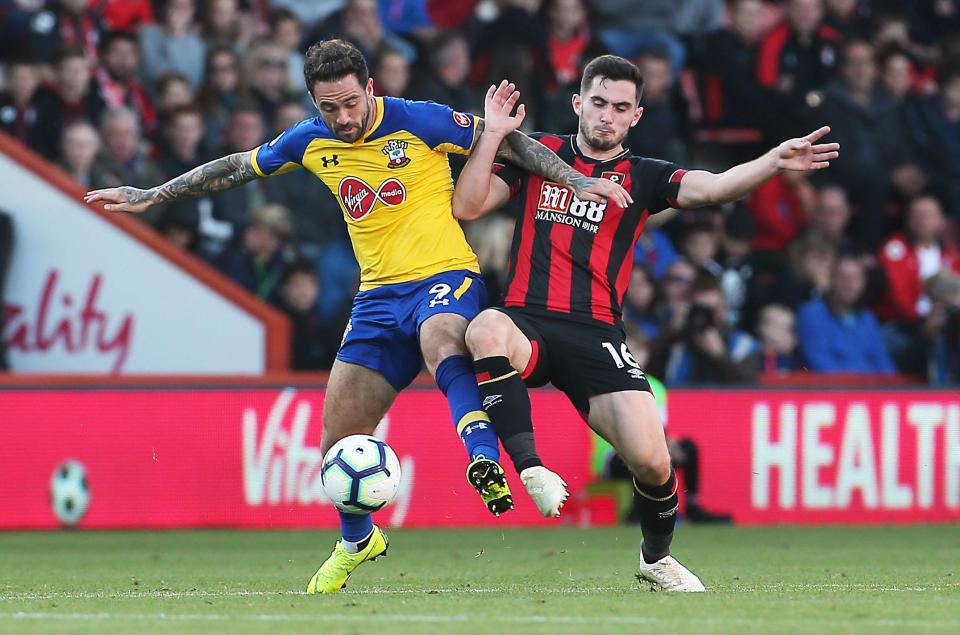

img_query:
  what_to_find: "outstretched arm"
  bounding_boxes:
[84,150,260,213]
[676,126,839,208]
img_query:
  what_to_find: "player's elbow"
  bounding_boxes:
[452,198,482,221]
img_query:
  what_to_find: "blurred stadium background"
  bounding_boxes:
[0,0,958,632]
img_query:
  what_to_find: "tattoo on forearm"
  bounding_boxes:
[132,153,259,205]
[499,131,592,193]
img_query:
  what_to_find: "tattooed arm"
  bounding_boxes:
[474,123,633,209]
[84,151,260,213]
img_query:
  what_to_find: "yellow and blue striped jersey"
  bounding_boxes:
[250,96,481,290]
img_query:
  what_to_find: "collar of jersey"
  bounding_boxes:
[355,96,386,144]
[568,134,629,163]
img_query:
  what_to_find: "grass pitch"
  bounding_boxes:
[0,525,958,635]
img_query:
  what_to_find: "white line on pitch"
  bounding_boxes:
[1,612,959,629]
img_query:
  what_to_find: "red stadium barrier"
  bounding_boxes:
[668,390,960,524]
[2,384,957,529]
[0,387,591,530]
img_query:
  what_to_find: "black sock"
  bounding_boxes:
[634,469,679,564]
[677,439,699,497]
[473,356,542,473]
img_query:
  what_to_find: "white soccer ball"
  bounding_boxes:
[321,435,402,514]
[50,460,90,526]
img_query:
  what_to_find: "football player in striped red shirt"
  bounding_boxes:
[453,56,839,592]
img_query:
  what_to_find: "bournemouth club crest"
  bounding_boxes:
[382,139,411,169]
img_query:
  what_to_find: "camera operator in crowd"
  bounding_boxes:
[647,275,760,386]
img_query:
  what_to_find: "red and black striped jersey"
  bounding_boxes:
[493,133,686,325]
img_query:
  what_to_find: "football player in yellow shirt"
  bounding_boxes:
[85,39,629,594]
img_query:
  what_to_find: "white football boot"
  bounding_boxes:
[520,466,569,517]
[637,553,706,592]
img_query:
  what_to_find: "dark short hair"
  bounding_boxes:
[55,45,86,65]
[282,259,320,286]
[98,30,138,56]
[580,54,644,104]
[303,39,369,93]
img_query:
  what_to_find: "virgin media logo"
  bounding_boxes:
[337,176,406,220]
[1,269,134,373]
[242,389,414,526]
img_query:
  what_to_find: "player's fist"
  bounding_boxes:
[573,176,633,209]
[482,80,526,138]
[84,186,155,213]
[776,126,840,172]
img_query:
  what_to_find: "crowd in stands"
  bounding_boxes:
[0,0,958,383]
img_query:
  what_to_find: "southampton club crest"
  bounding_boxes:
[382,139,411,169]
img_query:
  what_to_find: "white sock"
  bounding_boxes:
[341,529,374,554]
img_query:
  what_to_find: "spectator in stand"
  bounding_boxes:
[717,208,756,325]
[538,0,607,133]
[591,0,724,82]
[627,50,686,163]
[806,184,854,251]
[279,259,350,371]
[766,233,835,309]
[746,170,816,253]
[877,195,960,324]
[757,0,841,137]
[156,105,206,182]
[924,272,960,384]
[91,106,164,221]
[26,0,105,66]
[216,203,294,306]
[98,0,155,32]
[209,104,267,228]
[680,220,722,278]
[57,120,100,186]
[408,31,477,113]
[698,0,773,130]
[823,0,871,41]
[244,43,296,125]
[910,65,960,220]
[269,0,344,31]
[311,0,416,65]
[201,0,255,52]
[95,30,157,135]
[658,259,697,334]
[622,262,661,339]
[797,254,895,374]
[266,8,306,94]
[372,47,411,98]
[648,274,760,386]
[154,72,195,124]
[756,304,800,373]
[156,203,202,257]
[138,0,207,91]
[33,46,106,156]
[878,46,915,104]
[463,212,514,305]
[0,60,50,157]
[816,39,925,249]
[197,46,246,151]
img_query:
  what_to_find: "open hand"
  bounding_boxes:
[482,80,526,138]
[84,186,154,213]
[776,126,840,171]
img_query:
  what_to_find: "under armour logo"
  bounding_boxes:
[321,155,339,167]
[482,395,503,409]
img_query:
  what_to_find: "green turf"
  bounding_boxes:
[0,526,958,635]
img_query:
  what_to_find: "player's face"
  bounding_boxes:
[311,75,375,143]
[573,77,642,152]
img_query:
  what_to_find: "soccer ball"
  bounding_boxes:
[50,460,90,526]
[321,435,402,514]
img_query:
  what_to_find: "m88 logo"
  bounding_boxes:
[537,182,607,223]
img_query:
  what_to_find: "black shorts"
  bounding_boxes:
[495,306,652,415]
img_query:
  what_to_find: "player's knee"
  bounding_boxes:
[629,448,672,486]
[465,310,512,357]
